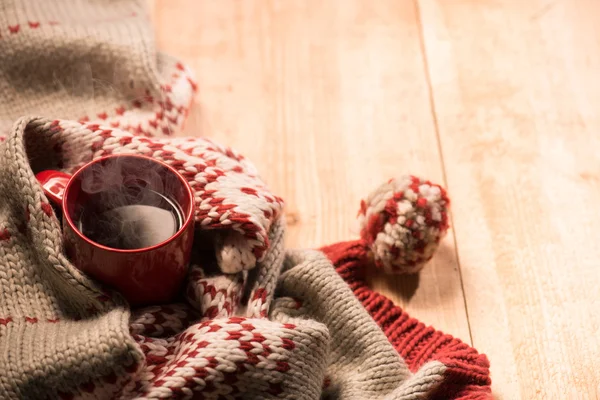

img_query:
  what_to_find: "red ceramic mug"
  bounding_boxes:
[36,154,195,306]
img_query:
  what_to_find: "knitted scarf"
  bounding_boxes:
[0,1,492,399]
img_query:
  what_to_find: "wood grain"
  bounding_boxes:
[149,0,471,342]
[418,0,600,398]
[148,0,600,396]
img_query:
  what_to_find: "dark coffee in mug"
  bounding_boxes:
[77,187,184,250]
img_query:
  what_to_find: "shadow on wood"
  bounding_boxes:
[366,269,421,302]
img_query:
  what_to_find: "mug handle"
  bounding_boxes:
[36,170,71,206]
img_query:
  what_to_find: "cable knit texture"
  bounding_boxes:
[0,1,492,399]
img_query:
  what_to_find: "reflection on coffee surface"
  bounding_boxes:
[78,188,183,249]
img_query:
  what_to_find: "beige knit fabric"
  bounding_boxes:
[0,1,449,399]
[0,0,187,135]
[0,118,446,399]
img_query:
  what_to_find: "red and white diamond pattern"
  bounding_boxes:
[123,317,297,399]
[25,117,284,274]
[185,266,244,321]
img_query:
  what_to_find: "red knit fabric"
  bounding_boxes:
[321,240,492,400]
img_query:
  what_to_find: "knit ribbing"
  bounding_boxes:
[321,240,492,400]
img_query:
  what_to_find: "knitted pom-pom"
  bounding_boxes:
[358,176,450,274]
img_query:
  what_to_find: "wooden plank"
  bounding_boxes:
[149,0,471,341]
[418,0,600,398]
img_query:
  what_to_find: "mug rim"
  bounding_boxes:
[62,153,195,254]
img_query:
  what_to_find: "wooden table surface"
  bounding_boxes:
[150,1,600,398]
